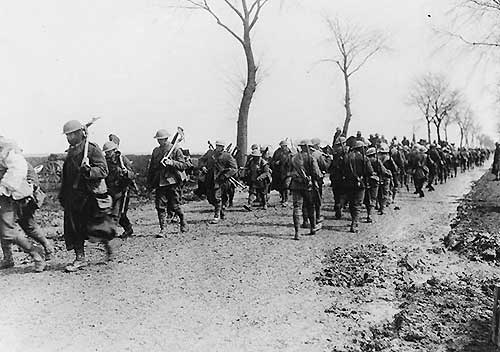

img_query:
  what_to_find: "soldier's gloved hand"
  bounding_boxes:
[80,164,91,177]
[201,166,208,173]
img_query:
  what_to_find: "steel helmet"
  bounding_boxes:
[279,140,289,147]
[154,129,170,139]
[251,143,259,150]
[366,147,377,156]
[62,120,83,135]
[298,139,310,146]
[215,139,226,147]
[334,136,346,146]
[378,143,390,153]
[250,149,261,157]
[102,141,118,153]
[311,137,321,146]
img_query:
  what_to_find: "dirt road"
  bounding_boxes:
[0,165,487,352]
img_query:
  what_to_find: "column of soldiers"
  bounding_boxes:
[0,122,491,272]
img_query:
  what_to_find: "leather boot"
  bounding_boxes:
[210,208,220,224]
[65,248,87,272]
[0,243,14,269]
[30,247,46,273]
[156,211,168,238]
[178,211,188,233]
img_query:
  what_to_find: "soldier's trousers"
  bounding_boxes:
[111,192,132,231]
[302,186,322,223]
[341,188,365,225]
[0,196,36,257]
[378,180,390,211]
[292,189,315,233]
[414,177,425,196]
[331,182,345,217]
[207,181,231,218]
[155,185,185,228]
[364,185,378,216]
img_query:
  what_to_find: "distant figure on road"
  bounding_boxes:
[243,148,271,210]
[271,140,293,207]
[492,143,500,181]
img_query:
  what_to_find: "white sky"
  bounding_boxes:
[1,0,498,154]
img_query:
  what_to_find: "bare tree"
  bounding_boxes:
[408,74,436,143]
[453,104,475,148]
[178,0,271,166]
[320,17,387,136]
[443,0,500,48]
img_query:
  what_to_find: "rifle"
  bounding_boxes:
[208,141,215,150]
[226,143,233,153]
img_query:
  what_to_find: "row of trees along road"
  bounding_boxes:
[179,1,386,165]
[407,72,493,148]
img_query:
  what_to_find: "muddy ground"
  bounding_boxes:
[0,164,497,352]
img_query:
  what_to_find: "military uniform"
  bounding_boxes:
[341,142,375,233]
[198,142,238,223]
[271,142,293,206]
[290,140,322,240]
[103,142,135,238]
[0,137,46,272]
[328,138,347,219]
[147,136,189,235]
[243,151,271,210]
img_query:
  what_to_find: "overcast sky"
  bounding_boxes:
[1,0,498,154]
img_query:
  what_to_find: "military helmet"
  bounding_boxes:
[251,143,259,150]
[333,136,346,146]
[352,140,365,149]
[102,141,118,153]
[62,120,83,135]
[311,137,321,146]
[250,149,261,157]
[366,147,377,156]
[279,140,289,147]
[298,139,310,146]
[154,129,170,139]
[378,143,390,153]
[215,139,225,146]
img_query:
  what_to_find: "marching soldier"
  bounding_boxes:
[0,136,46,272]
[59,120,117,272]
[290,139,322,240]
[341,140,375,233]
[271,140,293,207]
[198,140,238,223]
[408,145,429,198]
[378,143,399,207]
[365,147,390,222]
[243,149,271,210]
[329,136,347,219]
[147,129,189,237]
[103,141,135,238]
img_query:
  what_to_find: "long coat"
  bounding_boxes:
[59,141,115,250]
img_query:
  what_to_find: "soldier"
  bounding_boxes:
[271,140,293,207]
[102,141,135,238]
[59,120,117,272]
[290,139,322,240]
[365,147,390,222]
[329,136,347,219]
[408,145,429,198]
[243,149,271,210]
[378,143,399,206]
[0,136,46,272]
[198,140,238,223]
[492,143,500,181]
[341,140,375,233]
[307,138,330,226]
[147,129,189,237]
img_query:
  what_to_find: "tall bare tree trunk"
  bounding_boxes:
[427,121,432,143]
[342,71,352,136]
[444,125,448,143]
[435,122,442,143]
[460,129,464,148]
[236,29,257,167]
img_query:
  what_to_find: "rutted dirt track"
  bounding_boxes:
[0,165,488,352]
